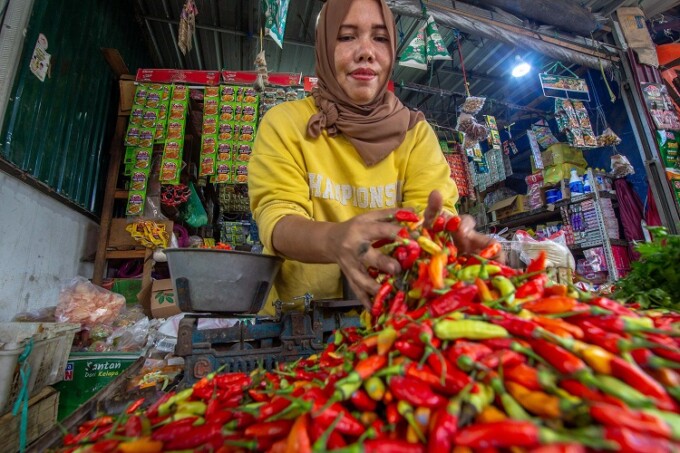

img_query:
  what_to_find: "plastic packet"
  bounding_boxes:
[597,127,622,147]
[425,15,451,61]
[460,96,486,115]
[56,276,125,329]
[398,25,427,70]
[511,230,575,270]
[107,316,150,352]
[610,154,635,177]
[12,306,57,322]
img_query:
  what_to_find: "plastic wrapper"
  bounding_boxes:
[398,25,427,70]
[12,306,57,322]
[460,96,486,115]
[457,113,488,146]
[526,182,544,210]
[107,316,150,352]
[511,230,575,270]
[610,154,635,178]
[597,127,622,147]
[56,276,125,329]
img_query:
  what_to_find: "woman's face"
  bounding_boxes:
[333,0,391,105]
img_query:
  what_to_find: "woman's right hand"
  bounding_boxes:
[325,209,405,310]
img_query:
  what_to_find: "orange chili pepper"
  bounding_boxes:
[475,277,493,303]
[533,316,584,339]
[476,405,507,423]
[285,414,311,453]
[429,252,448,289]
[521,296,587,314]
[505,381,561,418]
[117,437,163,453]
[543,284,569,297]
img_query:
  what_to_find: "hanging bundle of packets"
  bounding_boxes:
[554,99,597,148]
[200,85,259,185]
[123,83,174,215]
[158,84,190,187]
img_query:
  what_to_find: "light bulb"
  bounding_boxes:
[511,61,531,78]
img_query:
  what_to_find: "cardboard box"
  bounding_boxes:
[488,195,527,220]
[52,352,139,421]
[118,76,136,116]
[151,279,180,319]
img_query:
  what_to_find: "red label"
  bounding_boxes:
[136,69,221,85]
[221,71,302,86]
[304,76,394,93]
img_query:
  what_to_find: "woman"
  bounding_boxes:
[248,0,495,313]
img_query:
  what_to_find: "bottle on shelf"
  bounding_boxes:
[583,170,592,194]
[569,168,584,198]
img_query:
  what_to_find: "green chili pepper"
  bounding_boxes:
[457,264,502,282]
[434,319,509,340]
[491,276,516,306]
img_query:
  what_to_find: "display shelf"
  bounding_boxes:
[569,238,628,253]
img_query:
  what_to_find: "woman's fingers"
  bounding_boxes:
[423,190,444,229]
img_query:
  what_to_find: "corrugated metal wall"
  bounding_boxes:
[0,0,152,215]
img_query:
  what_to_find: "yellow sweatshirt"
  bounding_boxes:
[248,96,458,314]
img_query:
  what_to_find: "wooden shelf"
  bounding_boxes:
[114,189,129,199]
[105,249,147,259]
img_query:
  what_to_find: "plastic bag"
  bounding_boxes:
[610,154,635,178]
[180,181,208,227]
[511,231,575,270]
[107,316,150,352]
[12,306,56,322]
[399,25,427,70]
[56,277,125,329]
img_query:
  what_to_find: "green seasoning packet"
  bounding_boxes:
[263,0,290,49]
[425,15,451,61]
[399,25,427,70]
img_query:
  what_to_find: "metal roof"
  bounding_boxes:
[133,0,680,128]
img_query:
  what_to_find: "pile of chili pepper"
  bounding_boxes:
[56,210,680,452]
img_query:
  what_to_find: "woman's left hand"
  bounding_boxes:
[423,190,504,262]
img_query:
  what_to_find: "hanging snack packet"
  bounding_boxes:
[425,15,452,61]
[263,0,290,49]
[460,96,486,115]
[399,25,427,70]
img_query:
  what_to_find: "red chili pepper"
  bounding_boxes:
[364,439,426,453]
[354,354,388,380]
[479,242,502,259]
[389,375,447,408]
[570,319,627,353]
[215,372,251,389]
[590,402,673,440]
[386,402,401,425]
[445,216,462,233]
[603,426,675,453]
[589,297,639,318]
[527,250,547,274]
[126,397,145,414]
[530,445,586,453]
[371,281,393,317]
[258,388,304,421]
[350,389,378,412]
[80,416,114,431]
[494,317,540,338]
[311,401,365,436]
[503,363,542,391]
[394,210,420,223]
[394,339,425,360]
[244,420,294,438]
[428,402,459,453]
[447,340,493,364]
[528,339,587,375]
[151,417,201,442]
[483,337,528,350]
[446,243,458,264]
[431,215,446,233]
[454,420,540,448]
[308,417,346,450]
[124,415,143,437]
[533,316,584,339]
[610,356,678,411]
[405,362,450,395]
[515,274,548,300]
[428,285,478,317]
[425,354,475,395]
[479,349,525,369]
[90,439,120,453]
[388,290,407,316]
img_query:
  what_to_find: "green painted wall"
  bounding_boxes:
[0,0,153,214]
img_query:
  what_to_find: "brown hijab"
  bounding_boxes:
[306,0,424,167]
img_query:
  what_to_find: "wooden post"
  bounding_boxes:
[92,114,127,285]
